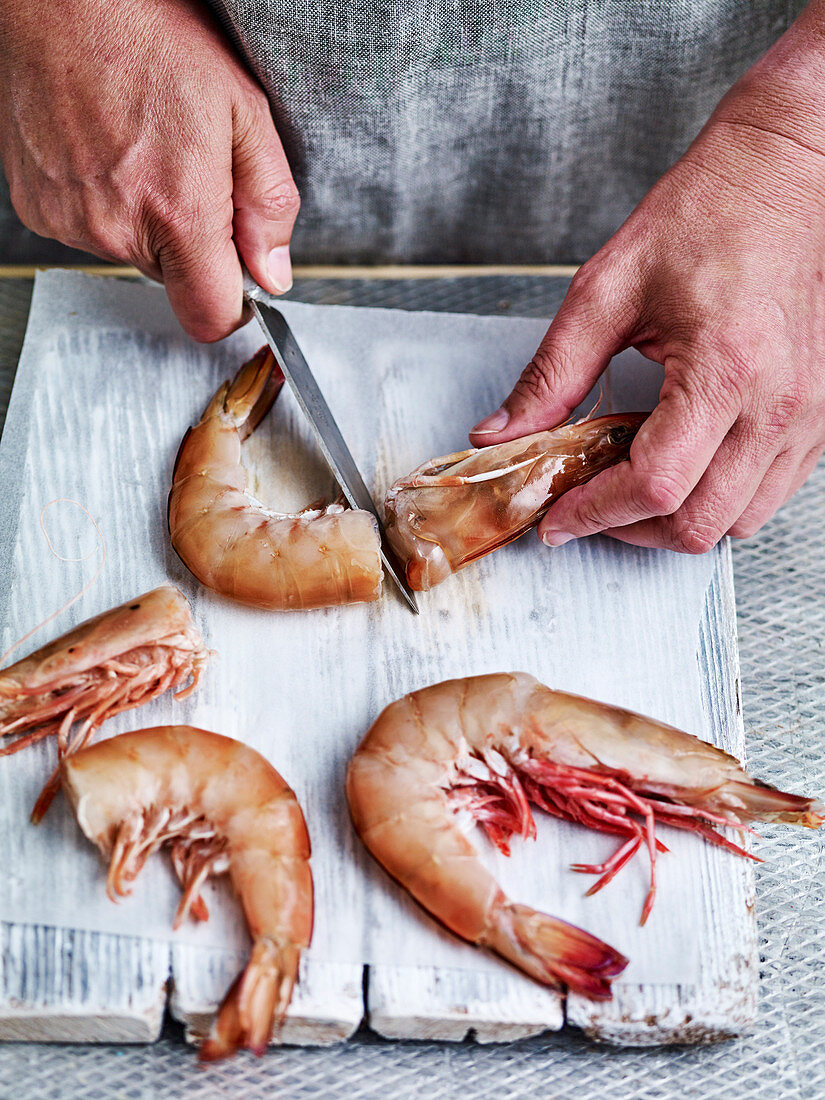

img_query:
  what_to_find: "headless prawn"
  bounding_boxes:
[61,725,313,1061]
[169,347,383,610]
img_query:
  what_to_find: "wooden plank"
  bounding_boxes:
[367,966,563,1042]
[566,543,756,1044]
[170,951,363,1046]
[0,924,168,1042]
[367,544,751,1045]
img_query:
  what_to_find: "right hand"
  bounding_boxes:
[0,0,299,341]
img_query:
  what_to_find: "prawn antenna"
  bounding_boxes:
[574,386,604,425]
[0,499,107,667]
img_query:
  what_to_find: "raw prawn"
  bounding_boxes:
[168,346,383,610]
[347,673,822,995]
[384,413,647,590]
[0,586,207,821]
[61,725,313,1061]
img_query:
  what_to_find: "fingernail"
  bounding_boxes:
[267,246,293,294]
[541,530,575,547]
[471,407,509,435]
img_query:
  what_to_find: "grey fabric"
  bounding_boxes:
[208,0,806,264]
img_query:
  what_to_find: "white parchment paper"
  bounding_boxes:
[0,271,726,986]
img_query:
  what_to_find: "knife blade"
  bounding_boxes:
[246,296,419,614]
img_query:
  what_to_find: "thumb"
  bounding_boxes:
[231,96,301,296]
[469,261,637,444]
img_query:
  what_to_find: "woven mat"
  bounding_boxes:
[0,275,822,1100]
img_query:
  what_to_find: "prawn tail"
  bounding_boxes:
[722,779,825,828]
[221,347,285,440]
[198,937,299,1062]
[487,901,628,1001]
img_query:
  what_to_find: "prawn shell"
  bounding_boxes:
[347,688,507,942]
[348,756,501,941]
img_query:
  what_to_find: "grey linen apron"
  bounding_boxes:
[208,1,805,264]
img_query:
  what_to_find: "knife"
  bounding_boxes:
[245,290,419,614]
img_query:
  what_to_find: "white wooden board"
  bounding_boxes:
[0,272,753,1046]
[0,924,168,1042]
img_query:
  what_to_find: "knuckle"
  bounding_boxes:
[735,380,809,453]
[242,83,278,123]
[80,210,123,260]
[657,370,701,417]
[767,380,809,433]
[143,196,226,273]
[6,177,37,228]
[566,248,639,328]
[704,333,762,394]
[10,197,44,235]
[568,260,601,300]
[253,178,301,220]
[514,359,554,404]
[669,516,720,555]
[568,255,613,303]
[150,204,202,253]
[571,496,610,532]
[8,178,64,240]
[727,515,761,539]
[513,347,572,405]
[632,469,689,516]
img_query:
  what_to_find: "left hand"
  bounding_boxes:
[0,0,300,342]
[470,2,825,553]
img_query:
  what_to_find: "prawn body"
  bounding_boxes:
[169,347,383,610]
[384,414,646,590]
[62,725,313,1061]
[347,674,821,994]
[0,586,207,820]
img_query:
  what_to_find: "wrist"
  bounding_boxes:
[711,1,825,157]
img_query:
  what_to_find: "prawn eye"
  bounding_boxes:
[606,425,634,446]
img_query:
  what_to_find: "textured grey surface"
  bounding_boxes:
[0,275,823,1098]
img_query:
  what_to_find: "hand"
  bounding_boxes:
[0,0,299,341]
[470,2,825,553]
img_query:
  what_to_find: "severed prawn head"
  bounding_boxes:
[384,413,646,590]
[169,346,383,610]
[0,586,207,821]
[347,673,822,998]
[61,725,313,1061]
